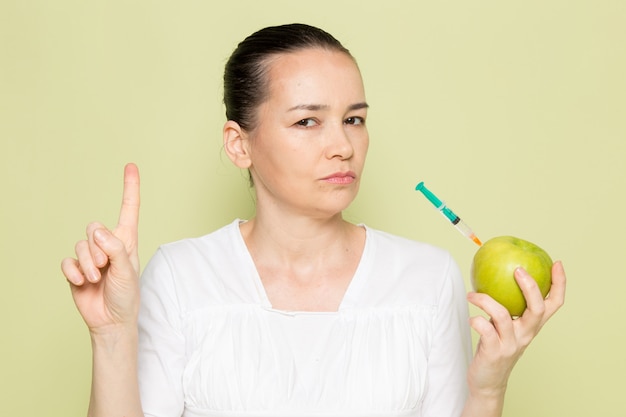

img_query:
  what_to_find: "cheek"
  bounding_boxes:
[249,138,301,180]
[356,133,370,161]
[248,131,279,165]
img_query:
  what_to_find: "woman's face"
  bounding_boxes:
[246,48,369,219]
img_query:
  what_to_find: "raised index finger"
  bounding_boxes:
[117,163,140,233]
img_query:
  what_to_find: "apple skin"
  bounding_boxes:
[470,236,553,317]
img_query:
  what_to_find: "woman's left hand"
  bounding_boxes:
[465,261,566,397]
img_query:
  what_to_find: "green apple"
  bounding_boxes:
[470,236,553,317]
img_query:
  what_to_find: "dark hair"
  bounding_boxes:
[223,23,352,131]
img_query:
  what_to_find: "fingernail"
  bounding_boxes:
[93,229,106,243]
[515,267,528,280]
[88,269,100,283]
[70,274,84,286]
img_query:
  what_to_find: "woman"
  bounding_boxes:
[62,23,566,417]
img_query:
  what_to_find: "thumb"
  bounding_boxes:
[93,228,138,277]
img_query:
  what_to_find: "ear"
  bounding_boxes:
[223,120,252,169]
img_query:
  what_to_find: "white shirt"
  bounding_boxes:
[138,219,472,417]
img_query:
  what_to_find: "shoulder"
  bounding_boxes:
[140,219,256,308]
[364,226,452,266]
[157,219,243,261]
[355,225,463,307]
[141,219,247,287]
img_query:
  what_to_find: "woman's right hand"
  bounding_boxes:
[61,163,141,332]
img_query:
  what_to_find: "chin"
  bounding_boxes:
[311,198,356,218]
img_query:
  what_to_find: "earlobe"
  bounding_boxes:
[223,120,252,169]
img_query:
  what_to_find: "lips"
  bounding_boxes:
[321,171,357,184]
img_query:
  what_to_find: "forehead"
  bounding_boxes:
[263,48,365,104]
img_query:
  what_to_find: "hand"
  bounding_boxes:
[466,261,566,396]
[61,163,141,332]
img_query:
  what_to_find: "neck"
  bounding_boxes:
[240,209,366,312]
[241,211,355,264]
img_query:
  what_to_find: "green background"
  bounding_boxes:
[2,1,625,415]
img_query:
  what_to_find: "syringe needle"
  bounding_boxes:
[415,182,482,246]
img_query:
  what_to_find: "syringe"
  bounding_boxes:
[415,181,482,246]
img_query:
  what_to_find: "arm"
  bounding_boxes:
[89,321,143,417]
[61,164,144,417]
[461,261,567,417]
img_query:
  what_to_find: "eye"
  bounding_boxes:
[344,116,365,126]
[295,118,318,128]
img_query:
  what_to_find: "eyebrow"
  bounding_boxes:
[287,102,369,112]
[349,102,370,111]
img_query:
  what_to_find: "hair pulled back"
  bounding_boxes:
[223,23,352,131]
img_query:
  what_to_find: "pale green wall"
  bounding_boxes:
[2,1,625,415]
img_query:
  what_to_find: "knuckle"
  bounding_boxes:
[491,308,510,323]
[86,221,104,235]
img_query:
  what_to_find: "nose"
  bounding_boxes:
[324,123,354,160]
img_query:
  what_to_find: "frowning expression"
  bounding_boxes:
[246,48,369,218]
